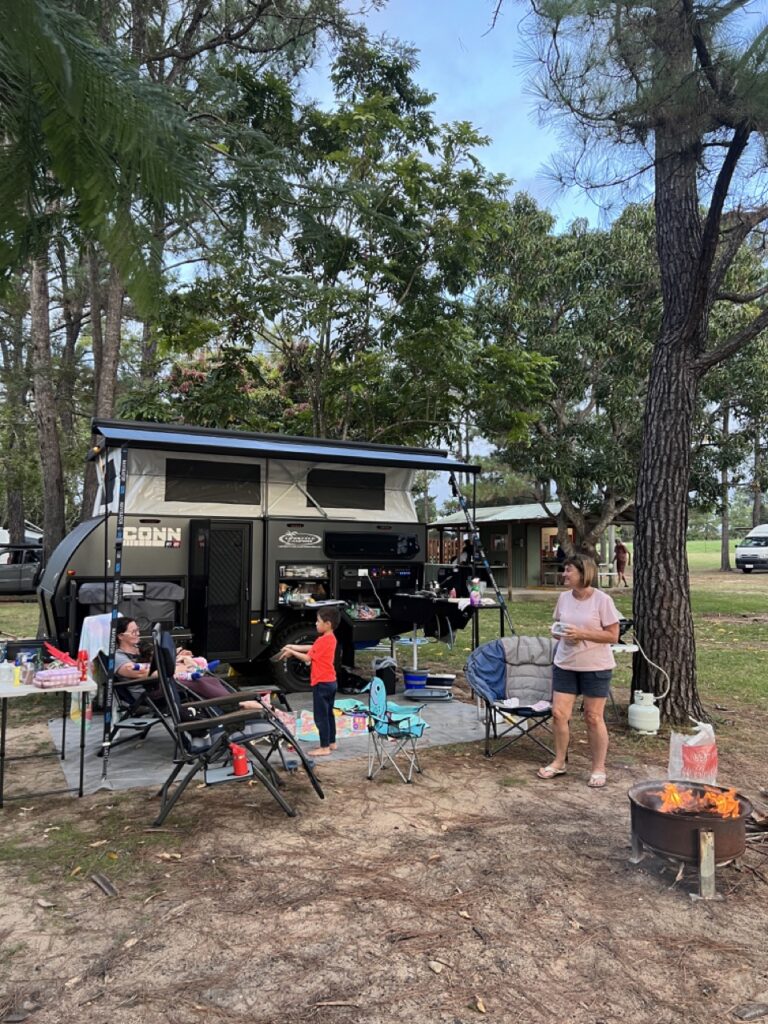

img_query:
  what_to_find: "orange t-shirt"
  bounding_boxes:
[309,631,337,686]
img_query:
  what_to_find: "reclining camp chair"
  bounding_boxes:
[95,643,292,758]
[94,651,178,753]
[356,677,428,784]
[466,636,556,761]
[151,625,324,826]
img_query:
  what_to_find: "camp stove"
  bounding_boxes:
[628,781,752,900]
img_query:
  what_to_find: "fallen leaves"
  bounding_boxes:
[427,961,444,974]
[474,995,487,1014]
[35,898,54,909]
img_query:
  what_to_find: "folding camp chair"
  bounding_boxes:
[94,652,178,754]
[466,636,556,761]
[151,626,323,826]
[355,677,428,784]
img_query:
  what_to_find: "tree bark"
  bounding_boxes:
[634,116,706,723]
[0,300,30,543]
[30,256,66,561]
[82,260,124,520]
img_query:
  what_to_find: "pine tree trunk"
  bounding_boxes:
[30,256,66,561]
[634,117,705,724]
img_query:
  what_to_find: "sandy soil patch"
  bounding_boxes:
[1,704,767,1024]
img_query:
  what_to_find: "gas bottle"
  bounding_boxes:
[230,743,249,777]
[628,690,661,735]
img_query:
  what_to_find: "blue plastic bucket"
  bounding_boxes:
[402,670,428,689]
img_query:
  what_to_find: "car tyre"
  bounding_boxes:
[741,567,753,574]
[270,621,318,692]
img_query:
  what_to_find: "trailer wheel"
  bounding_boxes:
[271,622,318,692]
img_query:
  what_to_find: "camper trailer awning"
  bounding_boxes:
[91,419,480,475]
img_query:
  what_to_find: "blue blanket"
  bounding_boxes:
[464,639,507,703]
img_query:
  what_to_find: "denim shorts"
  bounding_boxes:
[552,665,612,698]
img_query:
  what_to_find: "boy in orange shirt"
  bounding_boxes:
[243,606,340,756]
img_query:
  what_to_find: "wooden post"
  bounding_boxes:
[629,830,645,864]
[694,830,719,900]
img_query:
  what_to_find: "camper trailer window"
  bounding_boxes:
[165,459,261,504]
[306,469,386,510]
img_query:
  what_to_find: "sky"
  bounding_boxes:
[321,0,597,226]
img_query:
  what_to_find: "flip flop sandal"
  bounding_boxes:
[537,764,567,780]
[588,772,607,788]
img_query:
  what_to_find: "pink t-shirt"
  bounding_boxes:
[553,589,620,671]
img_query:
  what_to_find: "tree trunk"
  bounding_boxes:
[720,406,731,572]
[30,256,66,561]
[634,339,703,721]
[1,301,30,543]
[753,432,764,528]
[634,118,705,723]
[82,260,124,520]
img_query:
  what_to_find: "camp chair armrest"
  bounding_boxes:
[180,688,273,711]
[177,707,258,732]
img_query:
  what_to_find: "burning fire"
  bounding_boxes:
[653,783,741,818]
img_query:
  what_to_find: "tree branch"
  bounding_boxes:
[695,304,768,374]
[715,283,768,304]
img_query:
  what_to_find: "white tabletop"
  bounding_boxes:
[0,678,97,700]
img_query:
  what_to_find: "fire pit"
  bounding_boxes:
[628,780,753,900]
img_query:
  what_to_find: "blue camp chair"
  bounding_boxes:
[362,677,428,783]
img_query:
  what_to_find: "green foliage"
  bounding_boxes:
[475,201,659,546]
[0,0,204,310]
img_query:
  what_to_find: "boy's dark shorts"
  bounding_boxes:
[552,665,612,698]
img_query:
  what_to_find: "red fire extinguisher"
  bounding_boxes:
[230,743,249,777]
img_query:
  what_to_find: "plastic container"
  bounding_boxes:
[402,669,428,690]
[372,657,398,696]
[426,673,456,689]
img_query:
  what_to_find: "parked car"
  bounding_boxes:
[734,525,768,573]
[0,543,44,596]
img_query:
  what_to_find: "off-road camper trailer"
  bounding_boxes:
[38,419,479,689]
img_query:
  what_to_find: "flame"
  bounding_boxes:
[653,783,741,819]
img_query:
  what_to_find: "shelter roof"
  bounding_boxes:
[432,502,560,526]
[91,419,480,475]
[431,500,635,527]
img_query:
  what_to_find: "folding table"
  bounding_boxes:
[0,678,97,808]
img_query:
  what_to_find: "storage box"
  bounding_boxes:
[427,673,456,689]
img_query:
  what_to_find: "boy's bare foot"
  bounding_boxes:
[311,746,332,756]
[239,700,261,709]
[330,742,337,750]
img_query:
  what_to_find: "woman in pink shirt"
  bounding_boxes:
[537,555,620,788]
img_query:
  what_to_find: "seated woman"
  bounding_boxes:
[113,617,230,701]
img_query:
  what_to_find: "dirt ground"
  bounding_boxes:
[1,687,767,1024]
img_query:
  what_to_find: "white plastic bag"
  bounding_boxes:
[667,720,717,785]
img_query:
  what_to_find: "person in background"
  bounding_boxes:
[457,539,475,565]
[242,605,341,757]
[537,555,620,788]
[613,538,630,587]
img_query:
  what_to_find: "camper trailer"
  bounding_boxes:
[38,419,478,689]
